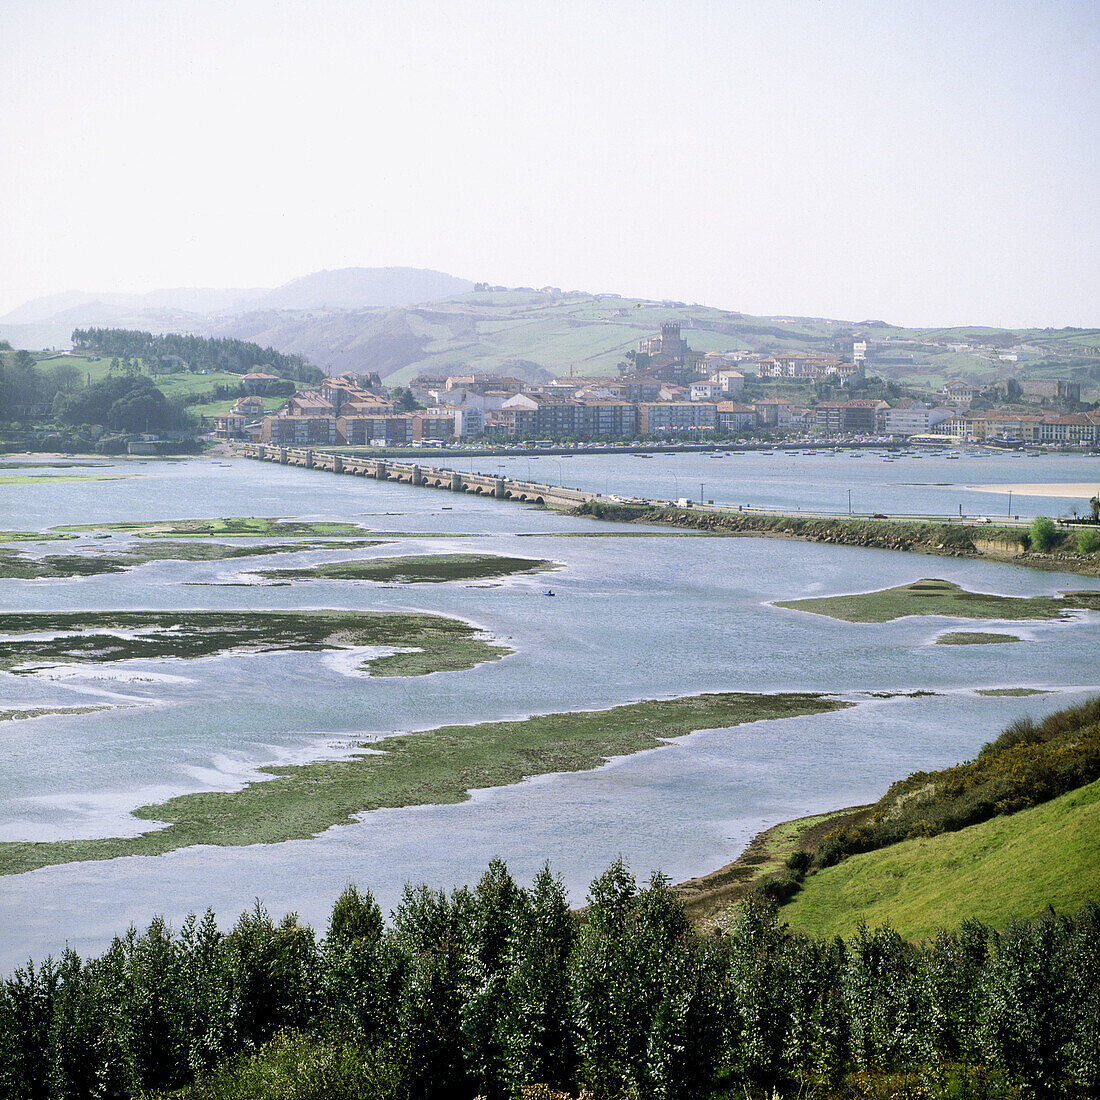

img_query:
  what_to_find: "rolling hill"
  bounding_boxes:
[4,270,1099,395]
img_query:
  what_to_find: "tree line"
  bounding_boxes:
[1,860,1097,1100]
[70,329,321,383]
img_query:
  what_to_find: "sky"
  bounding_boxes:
[1,0,1097,327]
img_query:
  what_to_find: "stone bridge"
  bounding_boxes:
[234,444,593,510]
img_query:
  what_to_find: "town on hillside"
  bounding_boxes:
[210,322,1099,450]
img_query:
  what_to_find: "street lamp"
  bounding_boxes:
[1007,490,1012,518]
[848,488,852,515]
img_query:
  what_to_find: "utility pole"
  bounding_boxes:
[848,488,852,515]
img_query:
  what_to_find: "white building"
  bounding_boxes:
[708,369,745,397]
[884,407,956,436]
[689,380,722,401]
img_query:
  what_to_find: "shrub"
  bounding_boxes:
[1029,516,1057,552]
[1077,528,1100,554]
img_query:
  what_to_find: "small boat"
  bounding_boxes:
[545,589,555,597]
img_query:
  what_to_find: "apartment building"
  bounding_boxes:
[638,402,717,434]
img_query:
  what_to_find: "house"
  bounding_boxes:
[708,369,745,397]
[942,381,977,406]
[212,412,247,440]
[241,371,281,393]
[689,380,722,401]
[715,402,757,434]
[752,398,794,429]
[233,395,266,416]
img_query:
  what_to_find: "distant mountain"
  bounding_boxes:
[1,287,264,325]
[1,268,474,330]
[246,268,475,311]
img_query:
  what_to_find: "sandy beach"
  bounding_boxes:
[967,482,1100,500]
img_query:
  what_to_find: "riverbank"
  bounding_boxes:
[574,501,1100,576]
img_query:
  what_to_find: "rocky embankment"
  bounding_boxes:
[576,502,1100,576]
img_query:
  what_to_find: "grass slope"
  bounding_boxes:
[0,692,846,876]
[783,778,1100,941]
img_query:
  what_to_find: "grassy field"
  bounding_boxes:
[260,552,555,584]
[32,353,290,418]
[0,691,846,876]
[782,778,1100,940]
[0,609,506,677]
[776,577,1100,622]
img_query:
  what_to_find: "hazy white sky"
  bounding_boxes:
[2,0,1097,326]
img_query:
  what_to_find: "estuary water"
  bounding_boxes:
[1,454,1098,971]
[447,447,1100,518]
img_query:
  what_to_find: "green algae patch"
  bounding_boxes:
[0,531,76,543]
[975,687,1051,697]
[54,517,372,538]
[0,691,847,876]
[0,540,386,579]
[260,553,556,584]
[0,609,507,677]
[776,578,1100,623]
[0,705,113,722]
[0,473,131,485]
[936,632,1021,645]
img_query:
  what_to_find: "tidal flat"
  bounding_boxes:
[936,632,1020,645]
[54,516,373,538]
[259,552,556,584]
[0,473,131,485]
[0,704,113,723]
[0,539,386,579]
[776,577,1100,622]
[0,691,846,876]
[0,609,507,677]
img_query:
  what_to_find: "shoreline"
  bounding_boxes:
[674,803,872,927]
[574,502,1100,577]
[967,481,1100,499]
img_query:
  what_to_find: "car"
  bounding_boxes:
[872,512,888,519]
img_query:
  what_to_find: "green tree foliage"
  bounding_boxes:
[1078,528,1100,554]
[70,328,321,383]
[1029,515,1058,551]
[52,376,188,432]
[3,863,1100,1098]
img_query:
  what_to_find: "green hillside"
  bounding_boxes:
[341,292,1100,395]
[782,777,1100,940]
